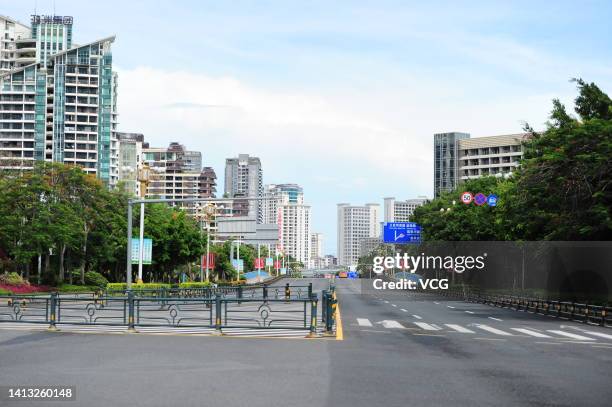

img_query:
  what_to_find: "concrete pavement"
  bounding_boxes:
[0,277,610,407]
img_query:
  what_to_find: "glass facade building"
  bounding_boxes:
[0,15,118,187]
[433,132,470,198]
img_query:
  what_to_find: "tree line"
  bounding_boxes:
[411,79,611,242]
[0,163,300,285]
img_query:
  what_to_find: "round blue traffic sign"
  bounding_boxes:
[487,194,498,207]
[474,193,487,206]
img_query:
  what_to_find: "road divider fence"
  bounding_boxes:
[0,283,323,335]
[436,286,611,327]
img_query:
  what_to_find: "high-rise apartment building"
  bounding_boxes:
[433,132,527,197]
[383,197,428,222]
[117,132,144,196]
[337,203,380,267]
[262,183,311,265]
[434,132,470,198]
[224,154,263,222]
[198,166,217,198]
[309,232,324,268]
[457,134,526,181]
[0,15,31,73]
[0,15,118,187]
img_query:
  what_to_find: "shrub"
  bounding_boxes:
[0,287,12,295]
[178,282,212,289]
[0,272,27,286]
[106,283,171,291]
[84,271,108,288]
[57,284,99,293]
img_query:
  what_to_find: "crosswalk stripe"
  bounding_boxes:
[414,322,440,331]
[357,318,373,327]
[476,324,513,336]
[580,331,612,341]
[445,324,474,333]
[381,320,405,329]
[547,330,596,341]
[511,328,551,338]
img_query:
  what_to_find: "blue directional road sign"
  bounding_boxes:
[383,222,422,244]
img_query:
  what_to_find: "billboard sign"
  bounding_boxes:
[201,253,215,270]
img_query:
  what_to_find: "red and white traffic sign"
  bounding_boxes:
[461,192,473,204]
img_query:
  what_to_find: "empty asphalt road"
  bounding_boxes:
[1,278,611,407]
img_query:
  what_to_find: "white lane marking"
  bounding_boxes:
[445,324,475,333]
[511,328,551,338]
[475,324,513,336]
[547,330,596,341]
[401,309,408,312]
[357,318,373,327]
[414,322,441,331]
[379,320,405,329]
[581,331,612,341]
[384,300,389,304]
[434,302,440,305]
[391,304,397,307]
[412,315,422,320]
[488,317,503,321]
[464,311,474,314]
[447,305,455,309]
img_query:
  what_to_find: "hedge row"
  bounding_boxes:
[106,283,171,291]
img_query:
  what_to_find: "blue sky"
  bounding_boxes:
[5,1,612,254]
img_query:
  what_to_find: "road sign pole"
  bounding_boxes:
[138,202,145,284]
[126,202,132,290]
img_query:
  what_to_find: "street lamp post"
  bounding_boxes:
[137,164,150,284]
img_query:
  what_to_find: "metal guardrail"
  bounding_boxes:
[0,290,321,334]
[102,283,314,301]
[437,286,611,328]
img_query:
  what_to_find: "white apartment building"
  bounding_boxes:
[383,197,428,222]
[262,184,312,265]
[337,203,380,267]
[0,15,119,187]
[224,154,263,222]
[458,134,526,181]
[1,15,32,74]
[309,232,324,268]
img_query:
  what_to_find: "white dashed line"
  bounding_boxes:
[511,328,551,338]
[547,330,596,341]
[447,305,455,309]
[414,322,441,331]
[391,304,397,307]
[488,317,503,322]
[464,311,474,314]
[445,324,475,333]
[475,324,513,336]
[357,318,373,327]
[400,309,408,312]
[412,315,422,320]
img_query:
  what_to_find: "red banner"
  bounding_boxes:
[201,253,215,270]
[254,258,264,269]
[274,260,281,270]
